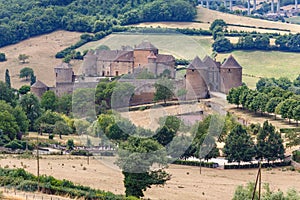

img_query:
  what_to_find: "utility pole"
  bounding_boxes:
[252,162,262,200]
[199,146,202,174]
[36,131,40,192]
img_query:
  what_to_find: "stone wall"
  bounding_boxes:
[220,68,242,94]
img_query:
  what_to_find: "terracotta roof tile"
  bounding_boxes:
[135,41,158,50]
[187,56,207,69]
[156,54,174,63]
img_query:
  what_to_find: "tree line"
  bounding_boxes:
[227,75,300,125]
[211,19,300,53]
[0,0,197,48]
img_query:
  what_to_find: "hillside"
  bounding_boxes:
[0,0,197,48]
[0,31,82,89]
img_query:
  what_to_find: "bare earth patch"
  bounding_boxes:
[0,31,82,89]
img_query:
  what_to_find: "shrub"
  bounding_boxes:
[0,53,6,62]
[16,180,38,191]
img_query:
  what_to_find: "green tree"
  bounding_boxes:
[106,123,129,141]
[56,93,72,115]
[256,121,285,163]
[0,111,19,141]
[20,93,41,130]
[254,34,270,50]
[35,110,63,133]
[212,36,233,52]
[293,74,300,87]
[209,19,227,31]
[293,105,300,126]
[265,97,282,119]
[116,137,170,198]
[41,90,57,111]
[53,121,72,139]
[0,81,17,106]
[18,54,30,63]
[152,126,176,146]
[12,105,29,135]
[224,124,255,164]
[74,119,90,135]
[19,67,34,81]
[5,69,11,88]
[18,85,31,95]
[154,78,175,104]
[30,74,36,86]
[227,85,248,108]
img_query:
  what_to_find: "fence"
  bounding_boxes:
[1,187,72,200]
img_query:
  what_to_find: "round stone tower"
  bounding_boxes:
[219,55,242,94]
[185,56,209,100]
[31,80,48,98]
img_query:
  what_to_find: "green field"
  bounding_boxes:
[78,34,300,89]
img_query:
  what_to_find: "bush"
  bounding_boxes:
[292,150,300,163]
[173,160,219,168]
[224,161,291,169]
[16,180,38,191]
[4,140,23,150]
[0,53,6,62]
[70,150,92,156]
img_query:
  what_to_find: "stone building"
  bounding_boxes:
[185,54,242,98]
[31,63,75,98]
[82,41,176,78]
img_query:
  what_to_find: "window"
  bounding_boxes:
[116,71,119,76]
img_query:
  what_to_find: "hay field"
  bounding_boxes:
[0,31,82,89]
[0,155,299,200]
[196,7,300,33]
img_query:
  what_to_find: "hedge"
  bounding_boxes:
[224,161,291,169]
[172,160,219,168]
[0,168,136,200]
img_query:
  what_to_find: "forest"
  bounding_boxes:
[0,0,197,47]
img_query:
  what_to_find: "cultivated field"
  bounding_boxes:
[0,31,82,89]
[0,155,299,200]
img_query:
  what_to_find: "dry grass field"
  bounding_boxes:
[0,155,299,200]
[196,7,300,33]
[0,31,82,89]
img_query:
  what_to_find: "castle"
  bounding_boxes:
[82,41,176,78]
[31,41,242,104]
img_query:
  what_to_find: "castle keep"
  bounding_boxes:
[31,41,242,104]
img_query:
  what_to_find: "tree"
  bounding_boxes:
[18,54,30,63]
[293,74,300,87]
[152,126,176,146]
[265,97,282,119]
[53,121,72,139]
[227,86,248,108]
[41,91,57,111]
[116,137,170,198]
[212,36,233,52]
[256,121,284,163]
[35,110,63,133]
[154,78,175,104]
[209,19,227,31]
[106,123,129,141]
[19,67,34,81]
[223,124,255,164]
[293,105,300,126]
[12,105,29,135]
[0,111,19,141]
[0,81,17,106]
[20,93,41,130]
[254,34,270,50]
[18,85,31,95]
[56,93,72,115]
[5,69,11,88]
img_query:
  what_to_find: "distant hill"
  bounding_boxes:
[0,0,197,48]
